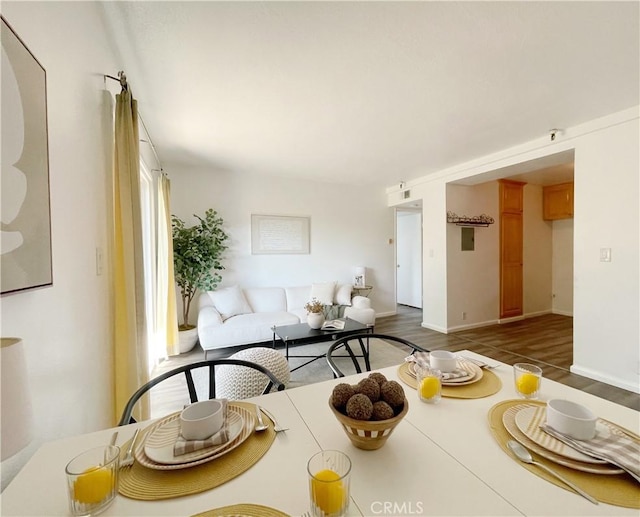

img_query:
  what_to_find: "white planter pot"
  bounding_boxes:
[178,328,199,354]
[307,312,325,330]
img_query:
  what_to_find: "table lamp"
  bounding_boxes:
[1,338,34,461]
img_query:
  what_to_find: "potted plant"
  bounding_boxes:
[172,209,229,352]
[304,298,325,329]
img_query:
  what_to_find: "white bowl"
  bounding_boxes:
[546,399,597,440]
[429,350,458,373]
[180,400,224,440]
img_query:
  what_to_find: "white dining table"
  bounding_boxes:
[2,350,638,516]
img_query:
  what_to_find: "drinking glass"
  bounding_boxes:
[513,363,542,399]
[65,445,120,516]
[417,366,442,404]
[307,450,351,517]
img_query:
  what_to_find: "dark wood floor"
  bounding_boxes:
[377,305,639,411]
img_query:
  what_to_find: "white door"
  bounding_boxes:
[396,210,422,308]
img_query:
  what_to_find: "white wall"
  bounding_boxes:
[551,219,574,315]
[523,184,553,317]
[388,107,640,393]
[572,117,639,392]
[1,2,121,489]
[410,182,448,332]
[445,182,499,329]
[169,167,397,323]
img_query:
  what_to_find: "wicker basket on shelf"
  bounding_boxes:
[328,397,409,450]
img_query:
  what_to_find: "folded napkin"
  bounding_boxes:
[405,353,468,380]
[541,423,640,483]
[174,399,230,457]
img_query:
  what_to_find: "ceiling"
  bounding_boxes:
[99,2,639,188]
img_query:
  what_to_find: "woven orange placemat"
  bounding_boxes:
[192,503,290,516]
[118,401,276,500]
[489,399,639,509]
[397,362,502,398]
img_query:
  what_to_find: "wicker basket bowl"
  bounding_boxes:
[328,396,409,450]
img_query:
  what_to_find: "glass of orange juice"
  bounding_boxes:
[307,450,351,517]
[513,363,542,399]
[417,366,442,404]
[65,445,120,516]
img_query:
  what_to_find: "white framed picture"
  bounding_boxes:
[1,16,52,294]
[251,214,310,255]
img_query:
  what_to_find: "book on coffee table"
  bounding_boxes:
[321,319,346,330]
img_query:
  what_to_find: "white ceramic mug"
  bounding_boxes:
[546,399,597,440]
[180,400,224,440]
[429,350,457,373]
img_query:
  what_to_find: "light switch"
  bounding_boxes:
[96,247,104,275]
[599,248,611,262]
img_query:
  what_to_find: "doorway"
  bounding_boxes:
[396,208,422,308]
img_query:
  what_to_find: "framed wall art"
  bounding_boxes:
[1,16,52,294]
[251,214,310,255]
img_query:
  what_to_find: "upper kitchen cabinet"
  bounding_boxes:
[543,182,574,220]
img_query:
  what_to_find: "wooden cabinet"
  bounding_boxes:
[500,180,525,214]
[499,180,525,319]
[543,182,574,220]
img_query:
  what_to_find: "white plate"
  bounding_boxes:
[502,404,623,475]
[442,360,482,385]
[134,404,255,470]
[144,409,244,464]
[407,359,482,385]
[514,405,609,464]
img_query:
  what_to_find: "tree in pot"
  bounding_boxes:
[172,209,229,352]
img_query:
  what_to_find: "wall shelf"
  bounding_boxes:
[446,211,495,227]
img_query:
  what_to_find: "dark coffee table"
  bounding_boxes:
[272,318,372,372]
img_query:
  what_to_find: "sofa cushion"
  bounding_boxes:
[208,285,253,321]
[243,287,288,313]
[285,285,311,312]
[310,281,336,305]
[210,312,300,347]
[334,284,353,306]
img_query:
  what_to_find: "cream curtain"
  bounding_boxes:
[112,89,149,424]
[157,174,180,357]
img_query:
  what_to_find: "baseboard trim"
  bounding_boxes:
[375,311,396,319]
[421,322,449,333]
[570,365,640,394]
[447,320,499,333]
[497,315,526,324]
[525,309,552,318]
[422,311,571,334]
[552,309,573,317]
[498,310,552,325]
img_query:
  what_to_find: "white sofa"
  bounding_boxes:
[197,284,375,356]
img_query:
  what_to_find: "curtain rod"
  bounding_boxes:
[104,70,128,91]
[104,71,165,176]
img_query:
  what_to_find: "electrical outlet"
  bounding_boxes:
[462,312,467,320]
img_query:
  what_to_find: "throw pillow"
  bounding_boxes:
[208,285,253,321]
[334,284,353,306]
[310,281,336,306]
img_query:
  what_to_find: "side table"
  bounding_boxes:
[352,285,373,297]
